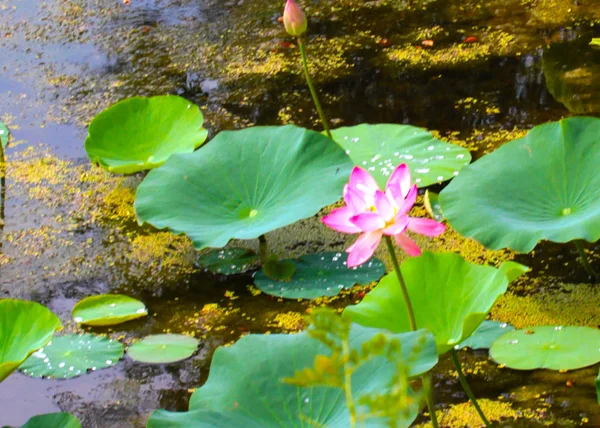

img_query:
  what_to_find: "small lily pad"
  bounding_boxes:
[0,121,9,148]
[127,334,199,364]
[458,320,515,350]
[330,124,471,188]
[3,413,81,428]
[490,326,600,370]
[72,294,148,326]
[197,248,258,274]
[20,333,124,379]
[254,252,385,299]
[85,95,208,174]
[0,299,62,382]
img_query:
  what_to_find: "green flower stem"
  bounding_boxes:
[384,236,438,428]
[341,339,358,428]
[297,37,332,139]
[258,234,268,264]
[384,236,416,330]
[450,349,490,427]
[574,240,597,277]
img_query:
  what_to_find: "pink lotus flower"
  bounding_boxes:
[322,164,445,268]
[283,0,307,37]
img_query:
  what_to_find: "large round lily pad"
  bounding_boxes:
[0,299,62,383]
[72,294,147,326]
[135,125,353,250]
[490,326,600,370]
[330,124,471,188]
[147,325,437,427]
[84,95,208,174]
[458,320,515,350]
[127,334,199,364]
[343,252,529,354]
[253,252,385,299]
[440,117,600,252]
[19,333,124,379]
[3,413,81,428]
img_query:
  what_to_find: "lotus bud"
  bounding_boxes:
[283,0,307,37]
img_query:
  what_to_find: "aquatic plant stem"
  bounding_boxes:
[341,339,358,428]
[574,240,597,277]
[258,234,268,264]
[297,37,332,138]
[384,236,416,330]
[450,349,490,427]
[384,236,438,428]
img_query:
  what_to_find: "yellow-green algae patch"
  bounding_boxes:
[417,399,539,427]
[491,282,600,329]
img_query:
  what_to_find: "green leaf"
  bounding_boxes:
[84,95,208,174]
[543,38,600,114]
[147,326,437,427]
[261,257,297,282]
[0,121,9,149]
[458,320,515,350]
[127,334,199,364]
[591,38,600,48]
[2,413,81,428]
[0,299,61,383]
[343,252,528,354]
[197,248,258,274]
[440,117,600,252]
[19,333,124,379]
[490,326,600,370]
[135,125,353,250]
[72,294,147,326]
[596,367,600,403]
[330,124,471,188]
[254,252,386,299]
[423,190,443,222]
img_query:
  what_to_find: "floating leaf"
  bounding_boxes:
[543,38,600,114]
[20,333,124,379]
[135,125,353,250]
[197,248,258,274]
[458,320,515,350]
[490,326,600,370]
[330,124,471,188]
[254,252,385,299]
[147,325,438,427]
[3,413,81,428]
[0,121,9,149]
[343,252,528,354]
[84,95,208,174]
[440,117,600,252]
[72,294,147,326]
[127,334,199,364]
[423,190,444,222]
[261,257,297,282]
[0,299,61,382]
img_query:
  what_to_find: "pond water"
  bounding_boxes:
[1,0,599,426]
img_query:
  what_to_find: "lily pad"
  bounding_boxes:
[127,334,199,364]
[84,95,208,174]
[254,252,386,299]
[261,258,297,282]
[197,248,258,274]
[423,190,444,222]
[3,413,81,428]
[147,325,438,427]
[0,121,9,148]
[343,252,528,354]
[330,124,471,188]
[72,294,147,326]
[0,299,62,383]
[19,333,124,379]
[490,326,600,370]
[135,125,353,250]
[458,320,515,350]
[440,117,600,252]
